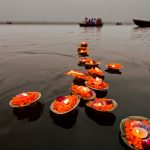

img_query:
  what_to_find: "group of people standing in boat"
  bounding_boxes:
[83,17,102,25]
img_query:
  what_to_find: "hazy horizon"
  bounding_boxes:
[0,0,150,23]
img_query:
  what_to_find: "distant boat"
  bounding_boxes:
[6,21,12,24]
[79,23,103,27]
[133,19,150,27]
[116,22,122,25]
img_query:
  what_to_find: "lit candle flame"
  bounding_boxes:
[132,127,148,139]
[89,61,93,64]
[97,103,102,106]
[64,99,70,104]
[82,58,86,61]
[22,92,28,96]
[95,77,102,84]
[136,129,140,134]
[82,87,88,92]
[112,64,115,68]
[95,67,100,72]
[82,41,86,45]
[94,102,102,107]
[82,87,86,90]
[95,77,100,81]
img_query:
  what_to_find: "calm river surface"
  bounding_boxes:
[0,24,150,150]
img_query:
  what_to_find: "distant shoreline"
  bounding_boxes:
[0,21,133,25]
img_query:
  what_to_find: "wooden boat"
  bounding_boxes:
[79,23,103,27]
[133,19,150,27]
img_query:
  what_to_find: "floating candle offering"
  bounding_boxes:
[65,70,84,76]
[71,85,96,100]
[65,70,92,81]
[50,95,80,114]
[86,98,117,112]
[79,57,93,63]
[87,67,105,76]
[85,77,109,91]
[120,116,150,150]
[106,63,123,70]
[132,127,148,139]
[80,41,88,47]
[9,92,41,107]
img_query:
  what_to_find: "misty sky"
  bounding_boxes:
[0,0,150,22]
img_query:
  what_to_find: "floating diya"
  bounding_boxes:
[85,60,100,67]
[106,63,123,70]
[120,116,150,150]
[65,70,85,77]
[50,94,80,114]
[85,77,109,91]
[79,57,93,64]
[87,67,105,77]
[78,47,87,51]
[65,70,92,81]
[86,98,118,112]
[71,85,96,100]
[9,92,41,107]
[78,49,89,55]
[80,41,88,47]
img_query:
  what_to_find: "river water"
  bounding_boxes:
[0,24,150,150]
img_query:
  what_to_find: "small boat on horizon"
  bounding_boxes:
[116,22,122,25]
[79,23,103,27]
[133,19,150,27]
[79,17,103,27]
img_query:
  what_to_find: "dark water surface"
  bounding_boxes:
[0,24,150,150]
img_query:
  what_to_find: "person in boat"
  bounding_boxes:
[94,18,97,25]
[96,18,102,25]
[88,18,91,25]
[91,18,95,25]
[83,17,88,24]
